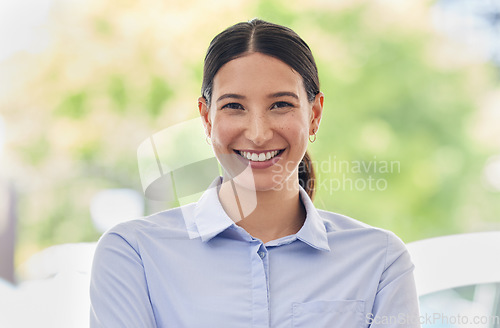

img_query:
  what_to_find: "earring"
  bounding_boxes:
[205,135,211,145]
[309,129,317,143]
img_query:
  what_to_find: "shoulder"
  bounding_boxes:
[95,203,197,252]
[319,209,403,238]
[317,209,374,231]
[317,209,409,262]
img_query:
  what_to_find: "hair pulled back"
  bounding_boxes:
[201,19,319,200]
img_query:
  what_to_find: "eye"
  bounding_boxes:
[221,103,244,110]
[271,101,294,110]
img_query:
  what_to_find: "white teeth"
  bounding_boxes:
[238,150,281,162]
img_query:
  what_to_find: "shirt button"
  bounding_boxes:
[258,251,266,259]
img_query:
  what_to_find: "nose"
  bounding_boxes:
[244,112,273,146]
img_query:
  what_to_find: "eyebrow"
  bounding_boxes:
[216,94,246,103]
[216,91,299,103]
[268,91,299,100]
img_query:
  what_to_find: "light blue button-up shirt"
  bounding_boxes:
[90,177,421,327]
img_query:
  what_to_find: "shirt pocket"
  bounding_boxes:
[292,299,365,328]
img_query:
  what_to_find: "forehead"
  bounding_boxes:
[212,53,304,97]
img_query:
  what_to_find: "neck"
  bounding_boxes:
[218,175,306,244]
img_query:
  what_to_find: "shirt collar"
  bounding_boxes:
[193,176,331,252]
[295,186,331,252]
[193,177,235,242]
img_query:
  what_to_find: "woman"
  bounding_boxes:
[90,19,421,327]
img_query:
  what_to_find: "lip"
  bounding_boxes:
[233,148,285,169]
[235,148,283,154]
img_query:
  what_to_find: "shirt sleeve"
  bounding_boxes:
[89,230,157,328]
[368,232,422,328]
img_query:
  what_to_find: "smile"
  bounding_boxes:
[236,149,284,162]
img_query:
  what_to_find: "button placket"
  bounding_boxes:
[250,242,270,327]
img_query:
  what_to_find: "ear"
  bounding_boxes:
[198,97,212,137]
[309,92,324,135]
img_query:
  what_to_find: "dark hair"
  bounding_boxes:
[201,19,319,200]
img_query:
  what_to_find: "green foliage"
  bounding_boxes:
[147,76,173,118]
[17,184,102,251]
[108,75,128,112]
[18,138,51,165]
[94,17,113,36]
[74,139,102,163]
[55,92,89,118]
[255,0,298,27]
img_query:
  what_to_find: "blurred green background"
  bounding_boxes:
[1,0,499,272]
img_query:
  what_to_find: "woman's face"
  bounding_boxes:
[199,52,323,192]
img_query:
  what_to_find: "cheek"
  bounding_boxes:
[279,114,310,140]
[211,118,240,151]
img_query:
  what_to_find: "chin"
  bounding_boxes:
[229,169,291,193]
